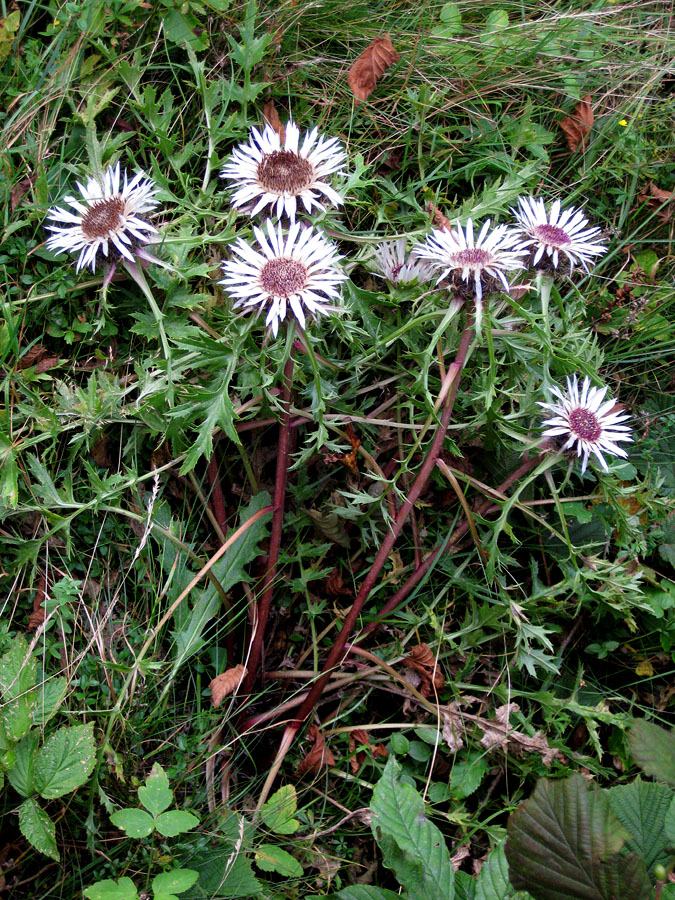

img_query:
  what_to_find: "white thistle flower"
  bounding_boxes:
[539,375,632,474]
[220,219,347,337]
[512,196,606,272]
[45,163,159,272]
[369,239,437,286]
[221,121,346,222]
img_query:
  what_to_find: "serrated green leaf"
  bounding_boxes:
[260,784,300,834]
[182,847,262,898]
[0,634,37,741]
[84,877,139,900]
[608,778,675,874]
[164,8,208,51]
[19,797,58,860]
[475,841,511,900]
[138,763,173,817]
[370,756,454,900]
[334,887,404,900]
[628,720,675,785]
[505,774,651,900]
[155,810,199,837]
[665,795,675,847]
[34,722,96,798]
[451,755,489,799]
[7,732,39,797]
[110,808,155,838]
[254,844,303,877]
[33,677,68,726]
[152,869,199,896]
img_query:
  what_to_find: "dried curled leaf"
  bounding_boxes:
[262,99,286,143]
[426,201,453,232]
[639,182,674,222]
[478,703,564,766]
[559,94,593,152]
[403,643,445,696]
[348,729,387,774]
[298,724,335,776]
[209,664,247,707]
[347,34,400,102]
[27,574,47,632]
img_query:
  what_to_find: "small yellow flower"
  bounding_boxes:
[618,119,628,127]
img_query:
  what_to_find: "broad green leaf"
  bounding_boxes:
[138,763,173,817]
[7,732,39,797]
[110,808,155,838]
[370,756,454,900]
[260,784,300,835]
[84,877,139,900]
[33,677,68,726]
[475,841,511,900]
[163,8,208,51]
[155,810,200,837]
[254,844,303,877]
[34,722,96,798]
[608,778,675,874]
[628,720,675,785]
[183,847,262,898]
[0,11,21,62]
[0,436,18,508]
[210,491,272,592]
[334,888,404,900]
[451,755,489,799]
[19,797,58,860]
[665,795,675,847]
[0,634,37,741]
[152,869,199,896]
[505,774,651,900]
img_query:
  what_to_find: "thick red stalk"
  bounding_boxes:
[241,354,294,696]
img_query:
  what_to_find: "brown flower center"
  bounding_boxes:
[452,248,493,268]
[532,224,571,248]
[81,197,125,240]
[257,151,315,195]
[569,407,602,442]
[260,258,308,297]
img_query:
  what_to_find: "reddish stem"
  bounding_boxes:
[241,354,294,696]
[206,452,228,537]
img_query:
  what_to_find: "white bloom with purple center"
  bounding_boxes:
[221,121,346,222]
[539,375,632,474]
[45,163,159,272]
[369,238,437,285]
[220,219,346,336]
[513,196,606,272]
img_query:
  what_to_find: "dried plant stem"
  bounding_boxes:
[255,319,474,811]
[206,452,228,538]
[242,352,295,697]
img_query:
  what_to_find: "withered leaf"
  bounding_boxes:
[19,345,48,369]
[559,94,593,152]
[263,99,286,143]
[11,176,36,213]
[426,201,453,232]
[298,723,335,775]
[27,574,46,632]
[35,356,60,374]
[209,664,247,707]
[639,182,674,222]
[403,643,445,696]
[477,703,563,767]
[348,728,387,773]
[347,34,400,102]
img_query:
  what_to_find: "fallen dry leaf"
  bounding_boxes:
[27,574,46,632]
[442,702,466,753]
[262,99,286,143]
[324,567,354,598]
[639,182,674,222]
[11,175,36,213]
[348,728,387,773]
[209,664,247,707]
[298,723,335,775]
[477,703,563,766]
[426,201,453,232]
[19,345,48,369]
[559,94,593,152]
[403,643,445,696]
[347,34,400,102]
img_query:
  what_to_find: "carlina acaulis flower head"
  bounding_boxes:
[369,238,438,286]
[219,219,347,337]
[512,196,607,275]
[45,163,160,272]
[220,120,347,223]
[539,374,632,474]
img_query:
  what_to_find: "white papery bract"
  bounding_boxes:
[414,218,529,301]
[512,196,607,272]
[221,121,346,222]
[369,239,437,286]
[539,375,632,474]
[45,163,159,272]
[220,219,346,336]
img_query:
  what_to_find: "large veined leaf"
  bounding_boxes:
[370,756,454,900]
[665,795,675,848]
[181,847,262,899]
[260,784,300,835]
[505,774,651,900]
[628,720,675,785]
[607,778,675,873]
[7,732,39,797]
[84,877,139,900]
[334,887,404,900]
[19,797,58,860]
[0,634,37,741]
[475,841,512,900]
[34,722,96,798]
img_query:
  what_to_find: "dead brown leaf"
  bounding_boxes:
[403,643,445,696]
[477,703,564,766]
[209,664,247,707]
[35,356,60,374]
[27,574,46,632]
[347,34,400,102]
[639,182,674,222]
[348,728,387,774]
[442,702,466,753]
[11,175,36,213]
[426,201,453,232]
[325,567,353,597]
[559,94,593,152]
[19,345,48,369]
[263,99,286,143]
[298,723,335,775]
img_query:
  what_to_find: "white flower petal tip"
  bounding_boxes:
[45,163,160,273]
[512,195,607,274]
[220,120,347,222]
[369,238,438,286]
[219,219,347,336]
[413,217,530,304]
[539,374,633,474]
